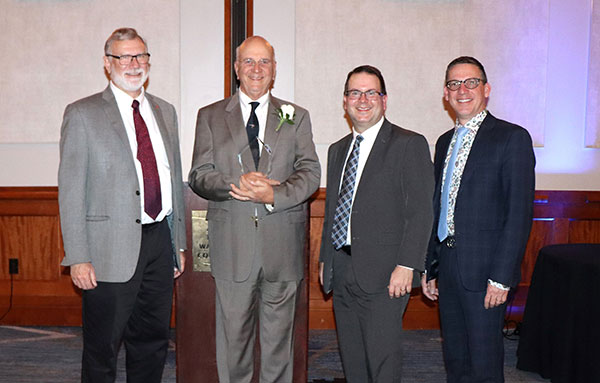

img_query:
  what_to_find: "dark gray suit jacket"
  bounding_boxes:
[188,92,321,282]
[320,119,434,294]
[58,86,187,282]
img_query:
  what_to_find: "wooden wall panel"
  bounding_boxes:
[0,187,79,325]
[520,220,554,286]
[307,189,600,330]
[2,187,600,330]
[0,216,61,281]
[568,220,600,243]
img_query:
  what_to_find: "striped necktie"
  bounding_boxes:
[331,135,364,250]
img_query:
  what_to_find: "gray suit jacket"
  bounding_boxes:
[58,86,186,282]
[319,119,434,294]
[188,92,321,282]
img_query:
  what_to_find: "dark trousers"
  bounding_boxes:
[332,250,409,383]
[438,244,506,383]
[81,220,174,383]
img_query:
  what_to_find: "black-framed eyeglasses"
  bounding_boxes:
[106,53,151,66]
[344,89,385,100]
[446,78,483,91]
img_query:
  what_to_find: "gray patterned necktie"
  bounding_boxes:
[331,135,364,250]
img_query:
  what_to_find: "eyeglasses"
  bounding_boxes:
[445,78,483,91]
[106,53,151,66]
[344,89,385,100]
[240,58,272,67]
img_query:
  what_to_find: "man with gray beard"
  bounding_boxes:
[58,27,186,382]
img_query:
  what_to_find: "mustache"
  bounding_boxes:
[124,68,145,76]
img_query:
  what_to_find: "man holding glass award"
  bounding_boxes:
[188,36,320,382]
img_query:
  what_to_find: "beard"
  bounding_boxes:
[110,67,149,94]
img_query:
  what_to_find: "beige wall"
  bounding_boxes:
[0,0,598,190]
[297,0,599,190]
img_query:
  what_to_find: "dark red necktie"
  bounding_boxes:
[132,100,162,219]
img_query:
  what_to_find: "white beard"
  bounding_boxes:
[111,68,149,93]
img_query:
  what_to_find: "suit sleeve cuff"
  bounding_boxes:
[488,279,510,290]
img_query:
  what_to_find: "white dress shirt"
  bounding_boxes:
[239,91,270,153]
[110,82,173,224]
[339,117,412,270]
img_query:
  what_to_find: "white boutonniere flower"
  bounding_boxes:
[276,104,295,131]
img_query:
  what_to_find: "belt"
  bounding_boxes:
[442,236,456,248]
[142,219,164,230]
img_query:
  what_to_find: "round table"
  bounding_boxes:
[516,244,600,383]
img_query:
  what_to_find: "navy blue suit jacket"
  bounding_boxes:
[425,113,535,291]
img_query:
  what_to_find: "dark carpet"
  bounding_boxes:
[0,326,547,382]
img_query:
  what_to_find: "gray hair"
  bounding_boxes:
[104,27,148,54]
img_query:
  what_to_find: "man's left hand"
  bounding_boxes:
[230,172,280,204]
[484,283,508,309]
[388,266,413,298]
[174,251,185,279]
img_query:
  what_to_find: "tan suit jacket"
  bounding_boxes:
[188,92,320,282]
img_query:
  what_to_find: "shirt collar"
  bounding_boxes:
[239,90,270,112]
[455,109,487,132]
[353,116,385,140]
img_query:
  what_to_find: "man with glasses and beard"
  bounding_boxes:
[58,28,186,382]
[422,56,535,382]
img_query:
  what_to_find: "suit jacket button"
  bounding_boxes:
[136,190,140,196]
[136,219,141,224]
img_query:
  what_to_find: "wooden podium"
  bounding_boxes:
[176,189,309,382]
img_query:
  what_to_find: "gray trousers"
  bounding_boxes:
[214,260,299,383]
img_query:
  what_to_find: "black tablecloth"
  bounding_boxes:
[516,244,600,383]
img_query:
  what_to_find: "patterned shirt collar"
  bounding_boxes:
[454,109,488,132]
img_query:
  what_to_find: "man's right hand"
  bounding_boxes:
[229,172,280,204]
[420,273,439,301]
[70,262,98,290]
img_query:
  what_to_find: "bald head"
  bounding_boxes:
[234,36,277,100]
[235,36,275,63]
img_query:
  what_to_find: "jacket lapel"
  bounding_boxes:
[330,134,353,198]
[461,113,496,182]
[101,87,133,158]
[259,96,282,174]
[355,119,392,193]
[225,92,254,172]
[146,93,175,170]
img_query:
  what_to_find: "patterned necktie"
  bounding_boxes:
[245,101,260,169]
[132,100,162,219]
[331,135,364,250]
[437,126,468,241]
